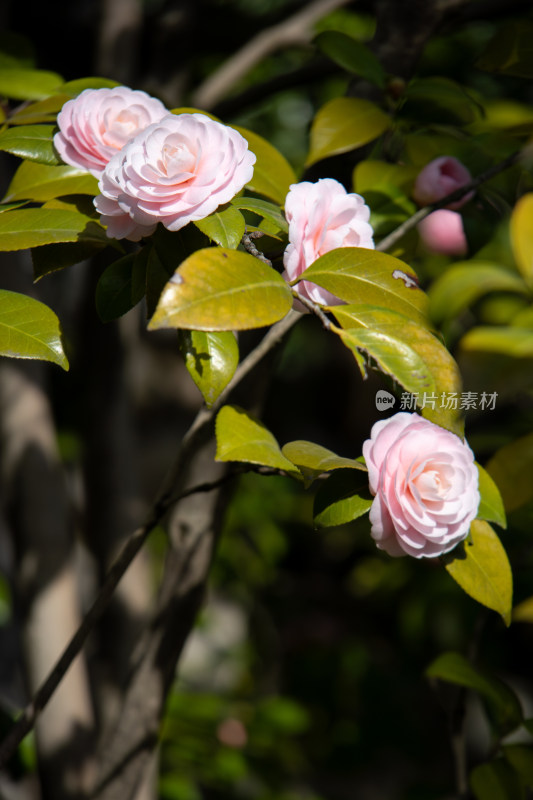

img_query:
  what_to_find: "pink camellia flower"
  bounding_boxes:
[412,155,473,210]
[54,87,168,177]
[94,113,256,241]
[417,209,468,257]
[283,178,374,306]
[363,412,479,558]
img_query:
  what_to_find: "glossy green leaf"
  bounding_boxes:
[31,222,110,278]
[485,432,533,513]
[511,194,533,287]
[460,327,533,357]
[0,68,62,101]
[477,463,507,529]
[3,162,98,203]
[0,125,60,165]
[306,97,390,167]
[215,405,300,475]
[299,247,428,324]
[353,159,417,196]
[428,263,528,324]
[95,253,146,322]
[178,330,239,407]
[60,77,120,95]
[7,94,70,125]
[194,204,245,249]
[471,760,525,800]
[231,197,288,233]
[231,126,297,205]
[148,247,292,332]
[444,520,513,626]
[0,289,68,370]
[427,651,522,734]
[477,19,533,79]
[282,440,366,487]
[314,31,386,87]
[0,207,97,251]
[503,745,533,787]
[314,470,373,528]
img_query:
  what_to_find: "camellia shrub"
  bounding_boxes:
[1,7,533,799]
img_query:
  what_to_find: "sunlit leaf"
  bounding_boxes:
[215,405,300,476]
[282,440,366,487]
[0,207,96,251]
[314,31,386,87]
[306,97,390,167]
[148,247,292,332]
[59,77,121,95]
[231,197,288,233]
[0,288,68,370]
[31,221,110,278]
[477,463,507,529]
[0,68,62,100]
[231,126,297,205]
[314,469,373,528]
[7,94,70,125]
[3,162,98,203]
[443,520,513,626]
[428,262,528,324]
[178,330,239,407]
[511,194,533,287]
[485,432,533,513]
[0,124,60,165]
[194,204,245,249]
[460,327,533,357]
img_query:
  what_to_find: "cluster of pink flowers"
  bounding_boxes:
[54,87,256,241]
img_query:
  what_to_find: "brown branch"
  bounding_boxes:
[191,0,353,110]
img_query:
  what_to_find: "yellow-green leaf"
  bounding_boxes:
[232,126,297,205]
[282,440,366,487]
[194,205,245,249]
[512,595,533,624]
[313,470,373,528]
[477,463,507,528]
[0,68,63,101]
[306,97,390,167]
[215,405,300,476]
[148,247,292,332]
[3,162,98,203]
[0,288,68,370]
[178,330,239,408]
[0,207,97,251]
[511,193,533,287]
[0,124,60,165]
[485,432,533,513]
[444,520,513,626]
[7,94,70,125]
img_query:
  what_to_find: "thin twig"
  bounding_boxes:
[377,148,523,252]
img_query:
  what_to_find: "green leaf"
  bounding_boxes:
[428,263,528,324]
[511,194,533,288]
[0,289,68,370]
[178,330,239,407]
[231,126,297,205]
[7,94,70,125]
[512,595,533,624]
[306,97,390,167]
[443,520,513,627]
[503,745,533,787]
[0,207,97,251]
[485,432,533,513]
[3,162,98,203]
[460,327,533,358]
[231,197,288,234]
[95,253,145,322]
[281,440,366,487]
[0,125,60,165]
[194,204,245,249]
[471,760,526,800]
[31,222,110,278]
[215,405,300,476]
[477,463,507,528]
[0,68,62,101]
[148,247,293,332]
[314,31,386,87]
[477,19,533,79]
[401,77,482,125]
[427,651,522,734]
[299,247,428,324]
[59,77,121,95]
[313,469,373,528]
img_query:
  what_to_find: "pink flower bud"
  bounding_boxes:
[363,412,479,558]
[412,156,473,210]
[417,209,468,257]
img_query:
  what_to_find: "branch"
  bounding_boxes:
[377,148,524,253]
[191,0,353,110]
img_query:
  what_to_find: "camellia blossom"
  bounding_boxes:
[94,113,256,241]
[283,178,374,306]
[412,155,473,210]
[417,209,468,257]
[54,87,168,177]
[363,412,479,559]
